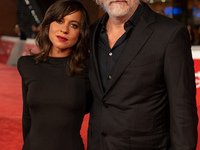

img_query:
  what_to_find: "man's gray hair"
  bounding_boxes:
[94,0,104,6]
[94,0,146,7]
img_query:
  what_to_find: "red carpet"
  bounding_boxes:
[0,63,199,150]
[0,64,23,150]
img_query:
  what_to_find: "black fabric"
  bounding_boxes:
[96,4,144,91]
[88,2,198,150]
[17,55,92,150]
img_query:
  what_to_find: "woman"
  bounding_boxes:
[17,0,92,149]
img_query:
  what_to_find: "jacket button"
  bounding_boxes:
[108,75,112,80]
[101,132,107,137]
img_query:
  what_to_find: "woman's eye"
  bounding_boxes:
[70,24,79,29]
[56,19,63,24]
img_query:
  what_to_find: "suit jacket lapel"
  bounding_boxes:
[89,19,105,96]
[104,4,156,96]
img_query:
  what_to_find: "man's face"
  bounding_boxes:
[103,0,139,18]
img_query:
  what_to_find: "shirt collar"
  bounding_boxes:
[128,3,144,26]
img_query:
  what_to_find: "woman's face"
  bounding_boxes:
[49,10,81,57]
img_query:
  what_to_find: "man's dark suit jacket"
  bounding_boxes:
[88,2,198,150]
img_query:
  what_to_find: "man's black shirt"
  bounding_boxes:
[96,4,144,91]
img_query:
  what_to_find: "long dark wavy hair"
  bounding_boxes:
[33,0,90,76]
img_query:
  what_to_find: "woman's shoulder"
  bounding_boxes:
[17,55,35,72]
[18,55,35,65]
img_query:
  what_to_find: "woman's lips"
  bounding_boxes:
[57,36,68,42]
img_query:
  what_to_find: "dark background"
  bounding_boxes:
[0,0,100,38]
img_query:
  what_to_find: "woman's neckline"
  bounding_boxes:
[47,55,69,59]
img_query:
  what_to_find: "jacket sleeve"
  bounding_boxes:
[17,57,31,141]
[164,25,198,150]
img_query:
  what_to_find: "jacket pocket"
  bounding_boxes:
[130,133,170,150]
[129,54,157,67]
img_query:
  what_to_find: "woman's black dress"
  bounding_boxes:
[17,56,92,150]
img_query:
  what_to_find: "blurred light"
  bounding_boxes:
[193,8,200,18]
[103,6,106,12]
[24,0,40,24]
[197,13,200,17]
[149,0,154,3]
[164,7,182,15]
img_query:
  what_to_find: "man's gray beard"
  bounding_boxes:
[106,1,139,19]
[106,4,129,18]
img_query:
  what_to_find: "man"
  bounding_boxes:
[88,0,198,149]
